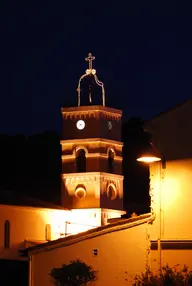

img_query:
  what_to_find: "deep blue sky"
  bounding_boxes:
[0,1,192,135]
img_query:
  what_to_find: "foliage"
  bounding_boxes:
[132,264,192,286]
[50,259,97,286]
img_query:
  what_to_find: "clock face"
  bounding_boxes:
[76,120,85,130]
[108,121,112,130]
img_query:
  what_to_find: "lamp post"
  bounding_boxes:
[137,142,166,271]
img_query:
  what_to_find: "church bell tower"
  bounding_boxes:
[61,53,125,225]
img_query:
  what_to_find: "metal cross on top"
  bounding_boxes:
[85,53,95,70]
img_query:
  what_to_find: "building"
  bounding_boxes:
[144,99,192,272]
[0,53,129,285]
[21,54,153,286]
[24,95,192,285]
[1,52,192,285]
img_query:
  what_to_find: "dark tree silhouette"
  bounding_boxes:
[122,117,150,216]
[50,259,97,286]
[0,131,61,204]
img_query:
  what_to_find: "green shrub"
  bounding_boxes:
[133,264,192,285]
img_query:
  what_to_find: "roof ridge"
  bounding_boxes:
[145,98,192,123]
[22,213,153,255]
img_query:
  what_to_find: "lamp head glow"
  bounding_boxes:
[136,142,162,164]
[137,156,161,163]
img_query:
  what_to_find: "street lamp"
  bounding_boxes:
[137,141,166,271]
[137,142,162,163]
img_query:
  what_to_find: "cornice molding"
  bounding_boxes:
[61,172,124,180]
[61,153,122,161]
[60,138,123,147]
[61,106,122,121]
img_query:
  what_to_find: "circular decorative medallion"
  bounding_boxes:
[75,185,86,199]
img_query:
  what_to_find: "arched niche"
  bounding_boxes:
[75,148,87,173]
[107,148,115,173]
[4,220,10,248]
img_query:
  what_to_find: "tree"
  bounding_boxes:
[132,264,192,285]
[50,259,97,286]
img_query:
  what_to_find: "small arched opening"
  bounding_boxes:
[45,224,51,241]
[76,149,86,172]
[4,220,10,248]
[107,184,117,200]
[108,149,114,173]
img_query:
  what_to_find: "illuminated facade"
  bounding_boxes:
[3,55,192,285]
[144,99,192,271]
[24,99,192,286]
[61,105,124,224]
[0,53,125,268]
[60,53,125,225]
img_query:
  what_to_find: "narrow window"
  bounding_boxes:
[76,149,86,172]
[108,149,114,173]
[4,220,10,248]
[45,224,51,241]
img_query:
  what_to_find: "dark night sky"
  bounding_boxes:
[0,1,192,135]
